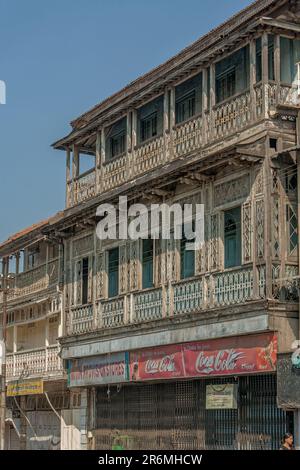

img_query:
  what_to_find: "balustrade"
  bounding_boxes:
[6,345,63,381]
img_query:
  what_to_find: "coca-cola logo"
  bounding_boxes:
[145,354,177,374]
[195,349,245,374]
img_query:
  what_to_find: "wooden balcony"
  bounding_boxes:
[6,345,63,381]
[5,258,59,301]
[67,82,300,208]
[66,265,274,336]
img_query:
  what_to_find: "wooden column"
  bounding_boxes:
[262,32,269,119]
[169,87,175,129]
[250,39,257,121]
[202,68,208,145]
[274,35,280,108]
[72,145,79,205]
[65,148,71,207]
[15,252,20,289]
[95,131,102,194]
[126,111,132,180]
[264,140,273,299]
[297,149,300,338]
[209,64,216,137]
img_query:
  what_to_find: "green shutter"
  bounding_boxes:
[224,207,241,268]
[108,248,119,298]
[142,239,153,289]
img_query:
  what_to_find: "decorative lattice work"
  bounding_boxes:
[210,214,219,270]
[173,278,203,315]
[119,244,128,294]
[255,200,264,259]
[96,252,105,299]
[286,203,298,255]
[214,175,250,207]
[72,234,94,257]
[213,268,254,306]
[272,197,280,259]
[133,288,163,322]
[100,297,124,328]
[242,202,252,263]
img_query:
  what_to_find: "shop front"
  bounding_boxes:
[67,332,293,450]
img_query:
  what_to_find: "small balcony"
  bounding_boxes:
[6,345,63,382]
[5,258,59,301]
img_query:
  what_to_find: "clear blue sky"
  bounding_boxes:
[0,0,251,242]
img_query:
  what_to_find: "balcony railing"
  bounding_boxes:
[74,168,96,205]
[6,345,63,381]
[5,258,59,300]
[67,266,269,335]
[66,82,300,208]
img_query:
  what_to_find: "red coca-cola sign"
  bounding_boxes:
[129,333,277,381]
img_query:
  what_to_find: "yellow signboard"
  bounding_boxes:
[7,379,44,397]
[206,384,238,409]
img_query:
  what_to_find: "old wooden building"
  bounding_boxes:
[2,0,300,450]
[0,216,69,449]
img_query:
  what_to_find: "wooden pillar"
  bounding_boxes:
[126,111,132,180]
[169,87,175,129]
[209,64,216,137]
[202,68,208,145]
[274,35,280,108]
[250,39,257,121]
[95,131,102,194]
[15,252,20,289]
[264,140,273,299]
[163,88,169,132]
[65,148,71,207]
[262,32,269,119]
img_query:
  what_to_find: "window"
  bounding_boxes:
[180,223,195,279]
[141,112,157,142]
[82,257,89,305]
[216,46,250,103]
[175,73,202,124]
[105,117,126,160]
[138,96,163,144]
[142,239,153,289]
[256,37,262,82]
[280,37,300,84]
[286,205,298,255]
[28,250,38,269]
[224,207,241,269]
[108,248,119,298]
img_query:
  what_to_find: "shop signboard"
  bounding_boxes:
[205,383,238,409]
[7,379,44,396]
[68,352,129,387]
[130,333,277,382]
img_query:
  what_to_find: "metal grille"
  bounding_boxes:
[93,374,293,450]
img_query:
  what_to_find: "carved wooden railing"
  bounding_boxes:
[66,82,300,208]
[132,287,164,322]
[66,266,270,335]
[73,168,96,205]
[213,90,252,139]
[6,345,63,381]
[173,115,203,159]
[133,136,165,176]
[102,154,127,192]
[5,259,60,301]
[70,304,94,334]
